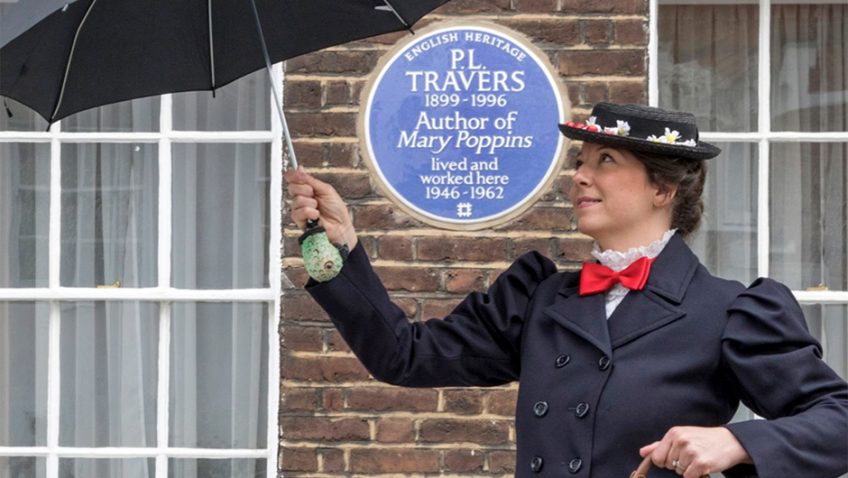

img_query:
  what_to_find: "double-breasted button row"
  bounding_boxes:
[530,456,543,473]
[533,401,549,417]
[555,353,571,368]
[568,458,583,473]
[575,402,590,418]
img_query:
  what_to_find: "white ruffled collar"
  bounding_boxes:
[591,229,677,272]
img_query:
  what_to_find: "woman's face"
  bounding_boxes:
[569,142,672,249]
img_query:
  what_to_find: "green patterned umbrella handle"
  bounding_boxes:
[299,221,345,282]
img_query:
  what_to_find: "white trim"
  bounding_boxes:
[0,131,278,142]
[756,0,771,279]
[648,0,659,107]
[699,132,848,142]
[46,301,61,477]
[794,291,848,304]
[0,447,268,459]
[659,0,847,4]
[156,302,171,478]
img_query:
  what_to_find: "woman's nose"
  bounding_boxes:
[573,164,591,186]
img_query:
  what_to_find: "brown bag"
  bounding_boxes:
[630,456,710,478]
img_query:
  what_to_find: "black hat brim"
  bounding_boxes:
[558,123,721,160]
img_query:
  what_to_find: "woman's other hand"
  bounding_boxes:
[285,168,358,249]
[639,426,753,477]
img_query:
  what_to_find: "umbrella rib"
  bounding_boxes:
[51,0,99,123]
[380,0,410,30]
[208,0,217,94]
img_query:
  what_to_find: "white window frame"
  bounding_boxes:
[0,65,283,478]
[649,0,848,306]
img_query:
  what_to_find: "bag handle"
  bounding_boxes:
[630,456,710,478]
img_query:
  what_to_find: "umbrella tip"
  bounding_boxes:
[3,99,12,119]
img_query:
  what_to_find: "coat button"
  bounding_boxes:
[575,402,590,418]
[555,354,571,368]
[568,457,583,473]
[530,456,544,472]
[598,355,611,371]
[533,401,549,417]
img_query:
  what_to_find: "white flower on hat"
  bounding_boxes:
[615,120,631,136]
[681,139,697,147]
[646,127,697,147]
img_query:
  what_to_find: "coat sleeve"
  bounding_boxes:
[305,242,557,388]
[721,277,848,478]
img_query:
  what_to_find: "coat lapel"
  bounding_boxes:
[544,233,699,353]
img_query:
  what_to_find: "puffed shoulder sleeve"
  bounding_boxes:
[306,242,558,387]
[721,278,848,478]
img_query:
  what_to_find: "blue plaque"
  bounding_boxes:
[361,22,567,229]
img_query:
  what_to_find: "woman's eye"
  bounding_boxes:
[575,159,584,168]
[600,154,614,163]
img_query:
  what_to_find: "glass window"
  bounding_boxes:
[804,305,848,380]
[657,4,759,132]
[0,302,49,446]
[60,145,159,288]
[170,302,268,449]
[173,69,270,131]
[62,98,159,133]
[0,148,50,287]
[59,302,159,447]
[58,458,155,478]
[169,458,267,478]
[172,144,270,289]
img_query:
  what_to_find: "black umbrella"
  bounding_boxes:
[1,0,447,143]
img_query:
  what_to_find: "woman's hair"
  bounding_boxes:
[632,151,708,239]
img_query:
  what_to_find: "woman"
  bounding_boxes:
[286,103,848,477]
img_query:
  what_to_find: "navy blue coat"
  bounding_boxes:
[307,233,848,477]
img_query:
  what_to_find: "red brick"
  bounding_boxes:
[444,389,484,415]
[312,171,372,199]
[282,416,369,441]
[290,141,326,168]
[500,19,580,46]
[512,0,558,13]
[288,112,357,137]
[615,19,648,46]
[377,236,414,261]
[512,238,553,260]
[560,0,647,14]
[559,50,646,76]
[280,447,317,472]
[421,299,460,320]
[283,325,322,352]
[419,419,510,445]
[585,82,609,104]
[283,266,309,288]
[318,448,345,472]
[353,204,420,230]
[347,388,438,412]
[323,388,346,412]
[282,354,370,382]
[375,266,439,292]
[324,80,354,106]
[555,237,595,263]
[488,450,517,473]
[284,80,322,109]
[582,20,613,45]
[281,292,328,322]
[287,50,379,75]
[498,206,573,231]
[609,80,647,104]
[417,237,507,262]
[444,269,486,293]
[350,448,440,473]
[390,296,419,319]
[375,418,415,443]
[326,142,360,168]
[281,388,320,412]
[325,329,351,353]
[435,0,511,14]
[445,449,485,472]
[486,389,518,416]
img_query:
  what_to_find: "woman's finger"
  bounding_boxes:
[292,195,319,211]
[287,182,314,198]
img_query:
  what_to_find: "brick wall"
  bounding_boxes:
[280,0,648,475]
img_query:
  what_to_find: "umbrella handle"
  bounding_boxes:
[299,220,345,282]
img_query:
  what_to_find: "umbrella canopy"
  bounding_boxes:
[1,0,447,124]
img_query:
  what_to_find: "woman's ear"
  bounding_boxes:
[653,183,677,208]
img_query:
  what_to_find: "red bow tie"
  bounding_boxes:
[579,256,655,296]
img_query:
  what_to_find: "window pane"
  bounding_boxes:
[172,144,270,289]
[771,4,848,132]
[0,146,49,287]
[0,457,45,478]
[168,458,266,478]
[59,302,159,447]
[0,302,48,446]
[59,458,154,478]
[0,97,49,132]
[170,303,268,449]
[691,142,758,284]
[173,70,270,131]
[770,143,847,291]
[62,98,159,133]
[60,144,158,287]
[658,4,759,132]
[803,305,848,381]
